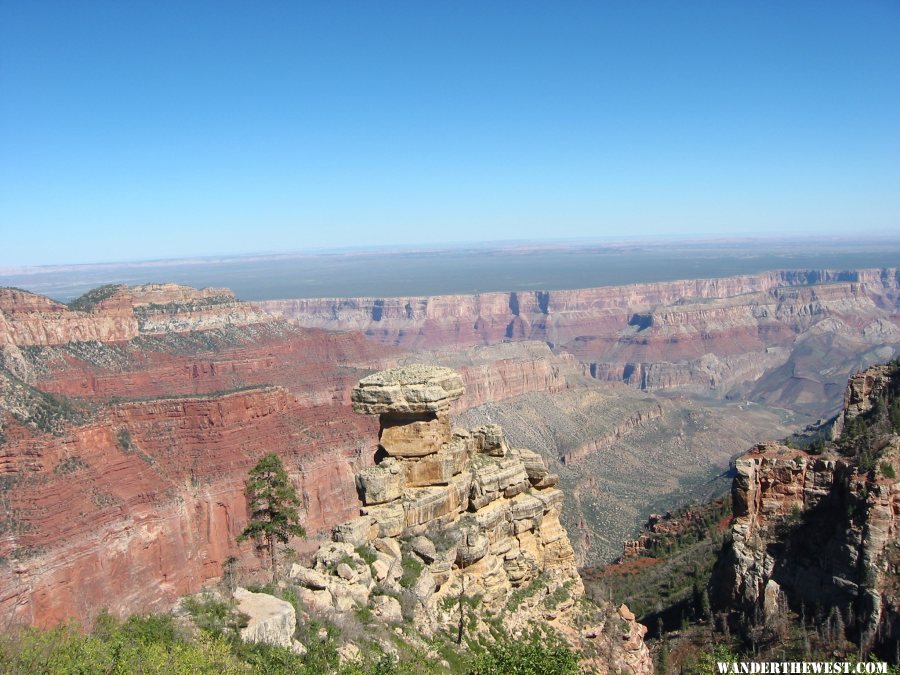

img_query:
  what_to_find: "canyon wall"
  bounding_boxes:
[259,269,899,349]
[261,269,900,411]
[713,363,899,653]
[0,386,376,627]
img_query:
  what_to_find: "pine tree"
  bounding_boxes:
[237,453,305,582]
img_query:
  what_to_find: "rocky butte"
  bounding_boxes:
[284,364,652,673]
[712,361,899,656]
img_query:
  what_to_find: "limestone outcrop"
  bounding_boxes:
[0,284,271,349]
[289,365,653,673]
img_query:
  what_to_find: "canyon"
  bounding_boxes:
[261,268,900,413]
[1,268,898,634]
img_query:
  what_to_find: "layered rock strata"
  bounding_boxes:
[714,364,899,653]
[0,284,608,627]
[288,365,652,673]
[261,268,900,411]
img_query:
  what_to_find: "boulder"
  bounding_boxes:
[413,569,437,603]
[516,448,550,482]
[473,424,508,457]
[504,480,530,498]
[372,537,402,559]
[410,535,438,563]
[332,517,377,546]
[337,642,361,665]
[456,530,490,567]
[371,594,403,623]
[532,473,559,489]
[351,365,465,415]
[297,587,333,612]
[314,542,358,568]
[233,587,303,654]
[291,565,330,591]
[364,503,406,537]
[372,558,391,582]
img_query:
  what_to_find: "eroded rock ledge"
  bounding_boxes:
[289,365,653,673]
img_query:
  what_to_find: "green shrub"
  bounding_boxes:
[543,584,571,609]
[182,594,248,636]
[399,555,423,589]
[355,545,378,565]
[116,429,133,451]
[468,628,579,674]
[67,284,124,312]
[0,618,249,674]
[880,461,896,479]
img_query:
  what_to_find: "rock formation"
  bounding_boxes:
[287,365,652,673]
[713,362,900,654]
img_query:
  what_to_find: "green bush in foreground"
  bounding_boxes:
[0,619,247,675]
[0,609,589,674]
[467,629,580,675]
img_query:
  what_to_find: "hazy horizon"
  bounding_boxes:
[3,236,898,303]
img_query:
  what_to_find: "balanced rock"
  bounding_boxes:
[351,365,464,415]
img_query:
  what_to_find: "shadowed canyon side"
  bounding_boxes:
[711,362,900,657]
[457,388,800,564]
[260,268,900,414]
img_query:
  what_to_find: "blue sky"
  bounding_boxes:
[1,1,899,266]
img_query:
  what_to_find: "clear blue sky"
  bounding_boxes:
[1,1,899,266]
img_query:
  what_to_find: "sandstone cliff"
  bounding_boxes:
[713,362,900,655]
[0,386,379,627]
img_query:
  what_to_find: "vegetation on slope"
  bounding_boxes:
[587,360,900,672]
[0,605,581,675]
[0,366,87,439]
[582,498,730,631]
[67,284,125,312]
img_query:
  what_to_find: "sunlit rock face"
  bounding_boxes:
[289,365,653,674]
